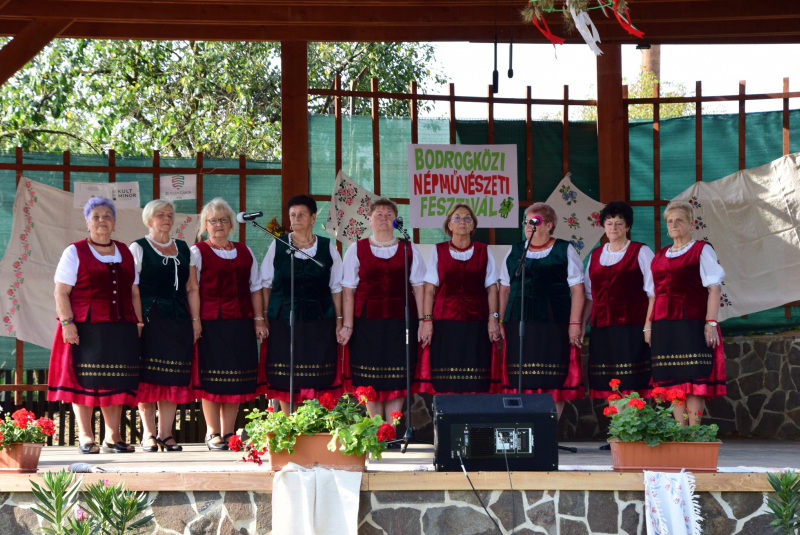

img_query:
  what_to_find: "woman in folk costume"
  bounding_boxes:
[50,196,141,454]
[129,199,200,453]
[261,194,344,414]
[418,203,503,394]
[580,201,655,399]
[190,197,266,450]
[338,197,426,422]
[499,202,585,419]
[645,200,726,425]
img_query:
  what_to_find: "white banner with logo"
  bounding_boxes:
[73,181,141,209]
[160,174,197,201]
[407,144,518,228]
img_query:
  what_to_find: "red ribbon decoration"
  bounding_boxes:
[531,12,566,48]
[612,0,645,39]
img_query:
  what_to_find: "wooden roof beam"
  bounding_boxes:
[0,18,73,86]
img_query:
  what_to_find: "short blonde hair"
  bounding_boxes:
[663,201,693,223]
[526,202,557,235]
[443,203,478,237]
[142,199,176,227]
[368,197,399,218]
[200,197,236,238]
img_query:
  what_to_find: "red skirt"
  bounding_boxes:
[136,383,196,404]
[653,325,727,399]
[47,323,137,407]
[500,340,585,401]
[257,340,344,404]
[341,342,428,402]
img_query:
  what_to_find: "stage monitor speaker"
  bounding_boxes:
[433,394,558,472]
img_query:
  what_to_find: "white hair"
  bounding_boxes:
[142,199,176,227]
[199,197,236,239]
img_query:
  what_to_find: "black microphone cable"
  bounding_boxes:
[457,450,503,534]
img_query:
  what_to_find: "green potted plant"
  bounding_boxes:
[604,379,721,473]
[0,408,56,473]
[233,386,401,471]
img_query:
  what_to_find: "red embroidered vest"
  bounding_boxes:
[197,241,255,320]
[353,239,417,320]
[432,241,489,322]
[650,241,709,322]
[69,240,138,323]
[589,242,650,327]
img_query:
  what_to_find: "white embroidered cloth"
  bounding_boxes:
[544,173,606,260]
[0,178,200,348]
[325,170,380,246]
[672,152,800,320]
[644,471,701,535]
[272,462,362,535]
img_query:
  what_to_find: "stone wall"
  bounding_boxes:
[0,489,775,534]
[398,334,800,442]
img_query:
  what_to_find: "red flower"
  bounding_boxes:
[13,261,20,269]
[23,207,29,214]
[12,408,35,428]
[603,406,618,416]
[627,398,646,410]
[318,393,337,410]
[651,387,667,401]
[354,386,376,404]
[376,423,396,442]
[608,394,622,402]
[35,417,56,436]
[267,406,274,413]
[187,216,192,222]
[0,431,4,442]
[20,234,26,241]
[390,411,403,425]
[3,317,9,324]
[609,379,621,389]
[6,290,13,297]
[228,435,243,452]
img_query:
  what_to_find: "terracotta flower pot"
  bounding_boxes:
[267,433,367,472]
[0,442,44,473]
[609,439,721,473]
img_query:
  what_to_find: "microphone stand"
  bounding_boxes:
[514,222,577,454]
[387,222,432,453]
[246,219,323,414]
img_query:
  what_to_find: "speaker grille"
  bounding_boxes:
[468,427,495,457]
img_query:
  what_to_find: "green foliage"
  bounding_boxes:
[80,479,154,535]
[766,470,800,535]
[0,39,445,159]
[605,386,719,447]
[245,394,391,461]
[29,470,83,535]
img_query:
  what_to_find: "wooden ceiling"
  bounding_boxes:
[1,0,799,45]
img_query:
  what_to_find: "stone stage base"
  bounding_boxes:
[1,440,796,534]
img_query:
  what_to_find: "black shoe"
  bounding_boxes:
[140,435,158,453]
[157,436,183,452]
[599,443,611,451]
[205,433,228,451]
[78,441,100,454]
[102,441,135,453]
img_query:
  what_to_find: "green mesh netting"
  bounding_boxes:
[3,108,800,368]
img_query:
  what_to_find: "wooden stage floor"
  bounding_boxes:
[2,439,797,493]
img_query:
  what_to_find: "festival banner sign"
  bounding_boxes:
[73,181,141,209]
[160,174,197,201]
[407,144,518,228]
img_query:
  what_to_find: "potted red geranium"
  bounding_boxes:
[235,386,401,471]
[0,408,56,473]
[604,379,721,473]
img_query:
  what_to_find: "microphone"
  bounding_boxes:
[236,211,263,223]
[392,217,404,230]
[526,216,543,227]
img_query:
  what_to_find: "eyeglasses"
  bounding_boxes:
[452,216,473,224]
[372,213,395,220]
[208,218,231,225]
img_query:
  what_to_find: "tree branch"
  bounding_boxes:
[0,128,102,153]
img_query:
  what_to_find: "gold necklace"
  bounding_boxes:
[370,236,397,247]
[291,232,315,246]
[669,240,693,253]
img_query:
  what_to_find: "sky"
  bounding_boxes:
[421,43,800,119]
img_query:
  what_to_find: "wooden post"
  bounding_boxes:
[596,44,626,204]
[622,85,630,203]
[739,80,746,170]
[448,83,457,144]
[108,149,116,183]
[696,81,703,182]
[152,150,160,202]
[783,77,790,156]
[410,80,420,244]
[371,77,381,196]
[196,152,204,214]
[653,82,661,252]
[562,85,570,177]
[281,41,310,225]
[487,85,495,245]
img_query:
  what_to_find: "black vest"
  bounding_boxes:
[503,239,571,323]
[135,238,190,318]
